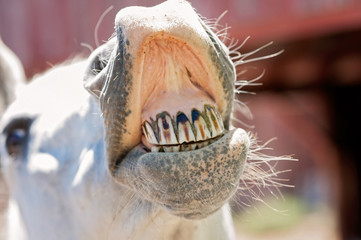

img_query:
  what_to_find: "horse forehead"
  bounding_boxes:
[28,96,102,157]
[2,61,87,120]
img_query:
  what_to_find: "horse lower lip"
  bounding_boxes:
[116,128,250,219]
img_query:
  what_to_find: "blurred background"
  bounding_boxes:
[1,0,361,239]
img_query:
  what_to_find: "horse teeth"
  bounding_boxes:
[213,108,224,131]
[192,109,211,141]
[163,146,171,152]
[143,105,224,152]
[196,142,205,149]
[151,146,161,152]
[143,121,159,144]
[172,145,181,152]
[180,143,195,152]
[163,145,180,152]
[209,138,218,145]
[205,105,223,137]
[150,138,218,153]
[177,112,195,144]
[157,113,178,145]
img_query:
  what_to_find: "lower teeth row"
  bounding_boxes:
[151,135,222,152]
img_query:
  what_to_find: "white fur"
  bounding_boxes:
[1,61,235,240]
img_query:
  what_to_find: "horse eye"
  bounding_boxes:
[6,129,27,157]
[3,117,32,158]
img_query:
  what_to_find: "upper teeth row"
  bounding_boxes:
[142,105,224,146]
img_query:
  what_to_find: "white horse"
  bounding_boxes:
[0,1,288,239]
